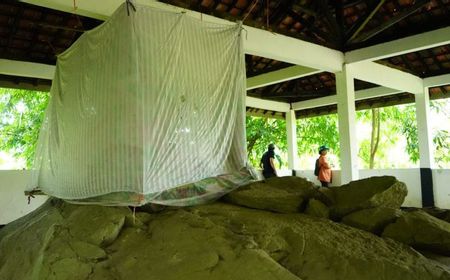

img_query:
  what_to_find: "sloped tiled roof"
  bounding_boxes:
[0,0,449,107]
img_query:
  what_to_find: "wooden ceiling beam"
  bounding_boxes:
[315,0,341,44]
[268,0,295,24]
[290,3,318,17]
[23,0,344,72]
[287,10,333,43]
[334,0,345,48]
[350,0,430,44]
[343,0,366,9]
[345,0,386,43]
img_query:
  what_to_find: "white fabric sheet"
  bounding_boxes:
[30,3,247,205]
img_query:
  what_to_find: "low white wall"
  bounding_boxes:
[1,168,449,224]
[0,170,47,225]
[433,169,450,209]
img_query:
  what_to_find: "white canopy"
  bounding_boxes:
[30,3,249,206]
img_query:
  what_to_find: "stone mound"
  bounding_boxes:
[304,198,329,219]
[383,210,450,256]
[341,207,402,234]
[1,198,450,280]
[422,208,450,224]
[327,176,407,219]
[223,176,318,213]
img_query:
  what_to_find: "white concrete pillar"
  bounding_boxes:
[415,87,435,207]
[336,65,359,183]
[415,87,434,168]
[286,109,298,170]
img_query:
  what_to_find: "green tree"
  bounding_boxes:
[356,101,450,169]
[357,105,415,169]
[246,114,341,170]
[356,108,381,169]
[0,88,49,168]
[297,114,340,158]
[430,99,450,168]
[246,116,286,168]
[356,107,400,169]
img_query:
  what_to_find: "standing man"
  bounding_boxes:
[260,144,278,179]
[317,145,332,187]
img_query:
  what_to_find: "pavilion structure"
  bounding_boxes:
[0,0,449,207]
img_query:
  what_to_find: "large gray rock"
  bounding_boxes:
[224,176,318,213]
[383,210,450,256]
[328,176,407,219]
[1,199,449,280]
[341,207,402,234]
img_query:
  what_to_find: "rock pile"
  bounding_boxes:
[325,176,408,219]
[224,176,318,213]
[1,176,450,280]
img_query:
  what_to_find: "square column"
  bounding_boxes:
[336,65,359,183]
[415,88,434,168]
[286,109,298,170]
[415,87,435,207]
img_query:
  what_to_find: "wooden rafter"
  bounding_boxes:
[6,7,23,57]
[343,0,366,9]
[350,0,431,44]
[426,48,443,73]
[315,0,341,42]
[26,10,43,59]
[333,0,345,48]
[268,0,295,24]
[288,10,332,43]
[345,0,386,43]
[291,3,318,17]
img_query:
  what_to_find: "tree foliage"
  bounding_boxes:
[0,88,49,168]
[246,116,286,167]
[297,114,340,158]
[430,99,450,168]
[0,87,448,170]
[356,101,450,169]
[247,99,449,170]
[356,106,408,169]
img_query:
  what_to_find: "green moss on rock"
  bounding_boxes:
[328,176,407,219]
[2,198,449,280]
[341,207,402,234]
[383,210,450,256]
[224,176,318,213]
[304,199,330,219]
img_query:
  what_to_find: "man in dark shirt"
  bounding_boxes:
[260,144,278,179]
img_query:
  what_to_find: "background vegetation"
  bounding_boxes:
[0,88,49,168]
[246,100,450,170]
[0,87,448,170]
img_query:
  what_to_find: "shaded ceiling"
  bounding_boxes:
[0,0,449,108]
